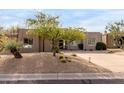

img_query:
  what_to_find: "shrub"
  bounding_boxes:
[59,55,64,59]
[65,56,68,59]
[59,55,72,63]
[3,40,23,58]
[65,56,71,62]
[96,42,107,50]
[4,40,22,51]
[60,59,67,63]
[67,58,71,62]
[78,43,83,50]
[71,54,77,57]
[59,54,72,63]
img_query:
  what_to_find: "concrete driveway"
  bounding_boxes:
[77,52,124,73]
[64,51,124,73]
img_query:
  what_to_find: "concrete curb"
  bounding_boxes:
[0,73,124,81]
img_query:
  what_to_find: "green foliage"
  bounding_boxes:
[105,20,124,48]
[65,56,71,62]
[0,26,21,52]
[0,33,23,58]
[3,40,22,51]
[47,28,63,56]
[62,27,85,49]
[59,54,71,63]
[60,58,67,63]
[27,12,59,38]
[26,12,86,56]
[0,36,4,52]
[59,54,64,59]
[62,27,85,42]
[96,42,107,50]
[27,12,61,56]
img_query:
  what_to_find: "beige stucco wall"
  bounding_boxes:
[44,39,52,52]
[107,34,115,48]
[18,29,39,53]
[1,28,112,55]
[17,29,52,53]
[67,32,102,50]
[102,33,115,48]
[4,29,104,53]
[102,34,107,45]
[83,32,102,50]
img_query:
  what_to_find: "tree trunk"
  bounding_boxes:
[53,50,56,56]
[65,40,68,50]
[0,40,4,52]
[11,48,22,58]
[115,38,121,48]
[38,36,41,52]
[52,40,57,57]
[43,37,45,52]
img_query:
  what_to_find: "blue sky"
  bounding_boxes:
[0,9,124,32]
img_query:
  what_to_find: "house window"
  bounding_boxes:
[88,38,96,45]
[23,38,33,48]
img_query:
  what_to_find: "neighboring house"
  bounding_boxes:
[102,31,115,48]
[102,31,124,48]
[66,32,102,50]
[83,32,102,50]
[8,29,106,53]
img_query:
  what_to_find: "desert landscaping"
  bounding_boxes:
[0,52,111,74]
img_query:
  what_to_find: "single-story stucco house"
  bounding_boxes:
[7,28,109,53]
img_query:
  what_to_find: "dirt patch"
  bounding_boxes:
[0,53,111,74]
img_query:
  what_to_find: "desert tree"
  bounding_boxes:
[105,20,124,48]
[26,12,59,52]
[26,12,86,56]
[62,27,86,49]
